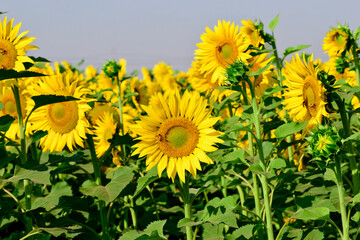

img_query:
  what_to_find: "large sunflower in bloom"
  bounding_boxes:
[195,20,251,84]
[323,28,348,57]
[131,91,223,183]
[0,17,37,71]
[282,54,329,128]
[28,71,92,152]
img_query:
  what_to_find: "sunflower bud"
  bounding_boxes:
[103,60,121,79]
[306,125,341,159]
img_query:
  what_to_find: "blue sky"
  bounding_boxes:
[2,0,360,73]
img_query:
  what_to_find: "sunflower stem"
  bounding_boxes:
[352,41,360,87]
[182,176,193,240]
[86,134,110,240]
[115,76,127,160]
[241,81,261,218]
[12,83,33,232]
[270,39,295,166]
[335,156,350,240]
[251,97,274,240]
[335,95,359,194]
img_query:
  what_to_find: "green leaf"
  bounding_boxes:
[248,164,265,174]
[262,141,274,159]
[269,158,286,170]
[177,218,202,228]
[31,130,48,143]
[354,26,360,39]
[282,45,311,59]
[353,193,360,205]
[324,168,338,184]
[134,167,158,197]
[268,14,280,32]
[80,167,134,204]
[206,212,238,228]
[0,69,46,80]
[248,63,271,77]
[304,229,324,240]
[30,56,51,63]
[274,121,308,139]
[342,131,360,144]
[105,167,134,202]
[6,167,51,185]
[0,115,15,132]
[143,220,167,239]
[229,224,256,240]
[39,226,82,238]
[293,207,330,221]
[223,149,247,164]
[33,182,72,210]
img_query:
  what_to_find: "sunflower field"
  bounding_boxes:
[1,12,360,240]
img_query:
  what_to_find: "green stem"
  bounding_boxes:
[12,83,32,232]
[182,178,193,240]
[129,195,137,229]
[115,76,127,161]
[221,176,227,197]
[336,157,350,240]
[241,81,261,217]
[86,134,110,240]
[252,97,274,240]
[335,96,359,194]
[270,40,294,165]
[352,41,360,87]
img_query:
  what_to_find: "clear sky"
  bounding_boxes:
[2,0,360,73]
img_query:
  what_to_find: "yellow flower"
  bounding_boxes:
[195,20,251,84]
[0,17,37,71]
[131,91,223,183]
[323,28,348,57]
[93,112,117,158]
[240,19,264,47]
[28,71,92,152]
[129,76,149,111]
[85,65,97,80]
[153,62,173,81]
[282,54,329,129]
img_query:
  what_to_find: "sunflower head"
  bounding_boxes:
[240,19,264,47]
[306,125,340,160]
[131,91,223,183]
[282,54,329,129]
[0,17,38,71]
[195,20,251,85]
[103,60,121,79]
[323,26,350,58]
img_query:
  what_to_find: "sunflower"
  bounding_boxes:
[0,17,37,71]
[93,112,117,158]
[131,91,223,183]
[240,19,264,48]
[129,76,149,111]
[282,54,329,128]
[153,62,173,81]
[28,71,92,152]
[195,20,251,84]
[323,28,348,58]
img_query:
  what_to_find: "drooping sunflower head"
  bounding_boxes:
[131,91,223,183]
[0,16,38,71]
[323,27,349,58]
[195,20,251,85]
[282,54,329,129]
[28,72,92,152]
[129,76,149,111]
[240,19,264,48]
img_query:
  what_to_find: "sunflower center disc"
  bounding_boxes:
[0,39,17,70]
[220,43,233,60]
[47,101,79,134]
[167,126,190,149]
[157,117,199,158]
[302,77,319,117]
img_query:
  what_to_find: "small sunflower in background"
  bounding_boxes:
[131,91,223,183]
[240,19,264,48]
[93,112,117,158]
[28,71,92,152]
[282,54,329,129]
[195,20,251,84]
[0,16,37,71]
[323,26,349,58]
